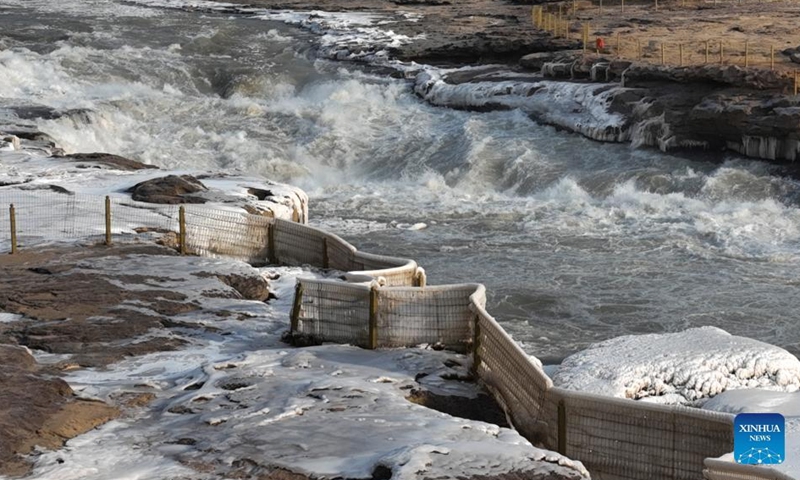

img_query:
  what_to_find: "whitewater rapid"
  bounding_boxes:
[2,0,800,360]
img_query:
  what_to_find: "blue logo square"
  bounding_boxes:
[734,413,785,465]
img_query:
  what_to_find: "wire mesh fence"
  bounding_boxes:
[0,190,179,249]
[1,189,785,480]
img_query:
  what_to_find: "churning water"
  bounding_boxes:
[3,0,800,361]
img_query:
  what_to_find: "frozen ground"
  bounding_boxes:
[2,248,587,480]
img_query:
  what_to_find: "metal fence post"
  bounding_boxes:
[178,205,186,255]
[368,284,379,349]
[471,314,481,377]
[558,399,567,455]
[9,204,17,254]
[104,195,112,246]
[290,281,303,332]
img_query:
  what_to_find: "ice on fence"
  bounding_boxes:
[551,326,800,406]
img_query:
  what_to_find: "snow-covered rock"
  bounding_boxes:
[551,326,800,406]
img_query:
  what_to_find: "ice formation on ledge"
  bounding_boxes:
[551,326,800,406]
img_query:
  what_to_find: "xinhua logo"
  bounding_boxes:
[734,413,785,465]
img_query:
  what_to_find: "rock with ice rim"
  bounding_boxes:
[552,326,800,406]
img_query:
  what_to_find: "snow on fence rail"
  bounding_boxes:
[0,190,789,480]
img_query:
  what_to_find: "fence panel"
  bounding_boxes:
[295,278,372,347]
[352,251,418,286]
[183,206,270,264]
[376,284,479,351]
[473,303,553,445]
[544,387,734,480]
[273,218,327,267]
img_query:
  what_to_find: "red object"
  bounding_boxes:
[596,37,605,50]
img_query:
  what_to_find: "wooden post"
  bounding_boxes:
[744,40,749,68]
[655,0,658,11]
[471,315,481,377]
[178,205,186,255]
[792,70,798,96]
[368,284,379,349]
[638,38,642,60]
[705,40,710,64]
[558,399,567,455]
[583,23,588,52]
[621,0,625,13]
[267,222,277,264]
[771,45,775,71]
[599,0,603,14]
[572,0,576,15]
[104,195,112,246]
[290,281,303,332]
[9,204,17,255]
[322,237,329,269]
[679,43,684,66]
[720,41,724,65]
[661,43,665,65]
[616,32,621,57]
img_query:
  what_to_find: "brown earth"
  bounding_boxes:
[0,344,119,477]
[0,243,274,476]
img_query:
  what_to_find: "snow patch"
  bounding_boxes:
[552,326,800,406]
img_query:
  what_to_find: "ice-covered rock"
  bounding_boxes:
[552,326,800,406]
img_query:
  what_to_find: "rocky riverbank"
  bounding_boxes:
[175,0,800,162]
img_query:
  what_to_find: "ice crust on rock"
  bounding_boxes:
[552,326,800,406]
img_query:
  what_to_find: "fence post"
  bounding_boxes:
[705,40,710,64]
[795,71,799,96]
[621,0,624,13]
[572,0,576,15]
[655,0,658,11]
[267,222,277,264]
[558,399,567,455]
[178,205,186,255]
[582,23,588,53]
[638,38,642,60]
[661,43,665,65]
[720,41,724,65]
[679,43,684,66]
[771,45,775,71]
[599,0,603,14]
[744,41,749,68]
[9,204,17,254]
[616,32,621,57]
[368,284,379,349]
[471,314,481,377]
[322,237,329,269]
[104,195,112,246]
[290,281,303,332]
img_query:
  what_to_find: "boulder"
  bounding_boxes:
[62,152,158,171]
[127,174,208,204]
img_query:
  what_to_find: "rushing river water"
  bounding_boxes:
[3,0,800,362]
